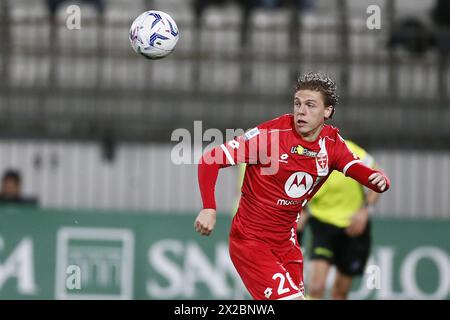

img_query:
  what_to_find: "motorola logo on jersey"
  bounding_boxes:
[284,172,313,198]
[277,199,303,206]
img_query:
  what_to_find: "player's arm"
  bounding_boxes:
[195,147,229,236]
[195,128,268,236]
[334,136,390,193]
[344,162,390,193]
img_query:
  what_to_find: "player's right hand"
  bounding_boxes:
[368,172,389,192]
[194,209,217,236]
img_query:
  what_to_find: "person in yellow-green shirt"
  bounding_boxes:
[297,140,381,300]
[233,163,247,215]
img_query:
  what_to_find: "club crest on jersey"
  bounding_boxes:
[290,145,318,158]
[315,138,329,176]
[317,154,328,169]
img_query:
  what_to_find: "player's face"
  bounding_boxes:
[293,90,333,141]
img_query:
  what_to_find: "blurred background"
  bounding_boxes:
[0,0,449,300]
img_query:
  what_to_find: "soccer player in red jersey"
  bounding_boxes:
[194,72,390,300]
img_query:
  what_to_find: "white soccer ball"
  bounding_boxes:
[129,10,179,60]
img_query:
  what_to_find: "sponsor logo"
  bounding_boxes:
[284,172,313,198]
[290,145,318,158]
[277,199,302,206]
[279,153,289,163]
[277,199,303,206]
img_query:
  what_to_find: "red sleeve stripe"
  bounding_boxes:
[220,144,235,165]
[343,159,362,176]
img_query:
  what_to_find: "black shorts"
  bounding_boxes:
[306,215,371,277]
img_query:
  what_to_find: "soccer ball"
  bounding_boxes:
[129,10,179,60]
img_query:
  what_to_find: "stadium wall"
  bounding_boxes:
[0,140,448,219]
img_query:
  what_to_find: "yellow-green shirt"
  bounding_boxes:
[233,163,247,215]
[307,140,376,228]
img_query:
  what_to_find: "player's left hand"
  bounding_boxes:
[345,207,369,237]
[368,172,388,192]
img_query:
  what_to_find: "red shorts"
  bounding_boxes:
[229,236,305,300]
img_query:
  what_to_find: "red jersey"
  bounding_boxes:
[197,113,390,300]
[198,114,388,249]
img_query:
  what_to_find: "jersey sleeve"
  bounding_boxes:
[198,121,275,210]
[332,137,390,193]
[201,124,273,167]
[332,133,363,174]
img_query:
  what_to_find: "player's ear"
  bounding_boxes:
[324,105,334,120]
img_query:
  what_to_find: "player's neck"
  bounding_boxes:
[298,123,324,142]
